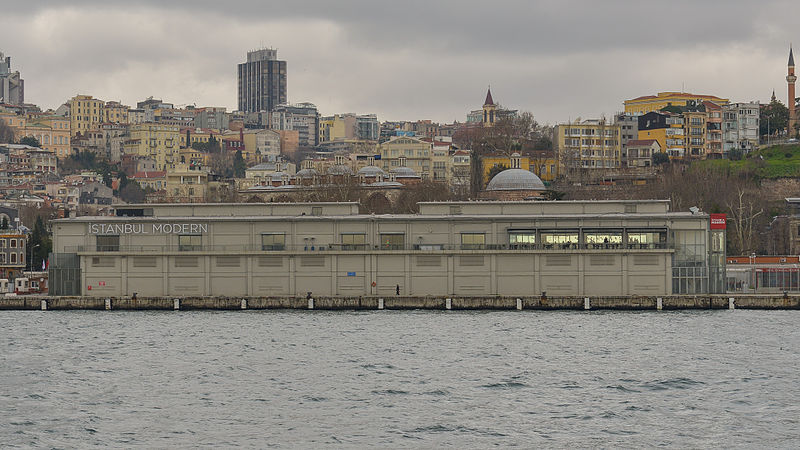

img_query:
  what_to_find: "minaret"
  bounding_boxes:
[482,87,497,127]
[788,46,797,136]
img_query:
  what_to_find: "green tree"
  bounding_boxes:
[119,181,146,203]
[760,99,789,136]
[652,152,670,165]
[233,150,246,178]
[27,216,52,271]
[486,163,509,187]
[1,216,8,229]
[19,136,40,147]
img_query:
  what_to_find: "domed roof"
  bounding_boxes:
[389,166,419,177]
[486,169,546,191]
[357,165,387,177]
[270,171,289,181]
[327,164,352,175]
[296,168,319,178]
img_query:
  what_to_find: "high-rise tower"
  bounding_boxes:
[237,48,287,113]
[788,46,797,136]
[0,50,24,105]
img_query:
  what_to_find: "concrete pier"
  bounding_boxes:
[0,295,798,311]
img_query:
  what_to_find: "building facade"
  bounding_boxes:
[50,200,725,297]
[624,92,729,115]
[554,119,622,169]
[237,48,287,113]
[69,95,106,137]
[0,51,23,105]
[722,102,760,155]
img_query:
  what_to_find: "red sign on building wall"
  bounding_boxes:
[710,213,727,230]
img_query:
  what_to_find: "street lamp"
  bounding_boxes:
[29,243,40,273]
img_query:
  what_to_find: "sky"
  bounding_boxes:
[0,0,798,125]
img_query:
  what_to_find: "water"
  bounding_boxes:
[2,310,799,448]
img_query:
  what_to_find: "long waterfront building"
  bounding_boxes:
[50,200,725,297]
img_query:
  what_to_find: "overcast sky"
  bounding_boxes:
[1,1,797,124]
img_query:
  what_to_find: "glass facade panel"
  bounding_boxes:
[584,229,622,249]
[96,235,120,252]
[509,231,536,249]
[541,230,579,249]
[626,229,667,249]
[341,233,366,250]
[261,233,285,251]
[178,235,202,251]
[461,233,485,250]
[380,233,404,250]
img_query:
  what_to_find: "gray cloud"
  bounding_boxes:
[1,1,797,124]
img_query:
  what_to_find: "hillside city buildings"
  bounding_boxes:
[0,51,23,105]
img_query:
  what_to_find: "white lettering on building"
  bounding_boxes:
[88,223,208,235]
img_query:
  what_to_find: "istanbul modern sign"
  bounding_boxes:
[88,223,208,234]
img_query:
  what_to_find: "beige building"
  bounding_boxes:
[554,119,622,170]
[50,200,725,297]
[69,95,105,136]
[123,123,181,170]
[379,136,432,178]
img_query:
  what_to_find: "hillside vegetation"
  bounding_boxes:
[696,144,800,178]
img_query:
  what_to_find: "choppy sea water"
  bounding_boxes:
[1,310,799,448]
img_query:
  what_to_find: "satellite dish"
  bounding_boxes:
[689,206,700,214]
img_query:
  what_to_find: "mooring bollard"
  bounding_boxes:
[657,297,663,310]
[729,297,735,310]
[241,299,247,310]
[105,298,111,310]
[584,297,590,310]
[445,298,452,310]
[378,298,384,310]
[173,298,180,310]
[308,298,314,310]
[516,298,523,310]
[40,299,47,311]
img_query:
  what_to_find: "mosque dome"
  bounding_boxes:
[295,168,319,178]
[357,165,387,177]
[327,165,353,175]
[486,168,546,191]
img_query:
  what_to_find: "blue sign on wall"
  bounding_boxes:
[347,272,356,277]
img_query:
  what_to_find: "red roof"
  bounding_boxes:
[131,171,166,179]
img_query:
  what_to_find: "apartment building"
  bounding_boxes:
[554,119,622,169]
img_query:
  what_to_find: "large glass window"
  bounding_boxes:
[584,229,622,249]
[508,230,536,249]
[341,233,366,250]
[541,230,579,249]
[96,235,120,252]
[626,229,667,249]
[461,233,485,250]
[178,234,202,251]
[261,233,285,251]
[380,233,404,250]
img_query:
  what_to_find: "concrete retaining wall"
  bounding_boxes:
[1,295,798,311]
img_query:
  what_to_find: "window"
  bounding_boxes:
[509,230,536,249]
[96,235,120,252]
[341,233,366,250]
[380,233,404,250]
[261,233,285,251]
[541,230,579,249]
[10,239,16,248]
[10,253,17,263]
[584,229,623,249]
[461,233,485,250]
[178,235,202,251]
[627,229,667,249]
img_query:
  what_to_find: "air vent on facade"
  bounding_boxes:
[416,256,442,267]
[174,256,199,268]
[258,256,284,267]
[546,255,572,266]
[590,255,615,266]
[132,256,157,268]
[216,256,241,268]
[300,256,325,267]
[459,255,485,266]
[633,255,659,266]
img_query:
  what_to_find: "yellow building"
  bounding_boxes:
[554,119,622,170]
[69,95,105,136]
[482,152,558,186]
[104,101,129,124]
[683,110,707,159]
[636,112,687,159]
[0,111,71,157]
[166,164,211,202]
[123,123,181,170]
[379,136,432,178]
[624,92,729,115]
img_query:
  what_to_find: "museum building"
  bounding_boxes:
[49,200,725,297]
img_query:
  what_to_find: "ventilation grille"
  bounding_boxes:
[459,256,485,266]
[633,255,659,266]
[590,255,615,266]
[416,256,442,267]
[300,256,325,267]
[216,256,241,268]
[174,256,198,268]
[132,256,157,268]
[91,256,114,267]
[546,255,572,266]
[258,256,284,268]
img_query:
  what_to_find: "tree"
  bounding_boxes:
[486,163,509,187]
[652,152,670,165]
[119,181,146,203]
[0,119,14,144]
[233,150,246,178]
[759,99,789,136]
[19,136,40,147]
[27,216,52,271]
[1,216,8,229]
